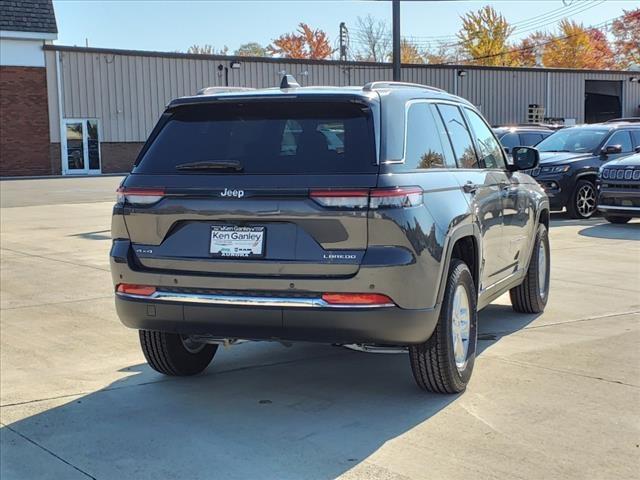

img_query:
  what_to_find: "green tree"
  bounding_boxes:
[187,44,228,55]
[457,5,515,66]
[234,42,267,57]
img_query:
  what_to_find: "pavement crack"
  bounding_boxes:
[491,357,640,388]
[1,422,97,479]
[1,296,113,311]
[479,310,640,339]
[0,247,109,272]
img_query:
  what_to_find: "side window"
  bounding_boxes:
[500,132,520,149]
[464,108,506,169]
[520,133,544,146]
[631,130,640,149]
[436,104,478,169]
[606,130,633,152]
[404,103,455,169]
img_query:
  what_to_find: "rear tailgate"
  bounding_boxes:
[120,97,379,278]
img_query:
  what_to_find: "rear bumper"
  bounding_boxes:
[115,294,439,345]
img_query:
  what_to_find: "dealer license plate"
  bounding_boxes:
[210,226,265,258]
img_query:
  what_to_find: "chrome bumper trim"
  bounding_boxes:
[598,205,640,212]
[116,291,395,309]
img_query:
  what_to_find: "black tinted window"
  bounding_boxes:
[405,103,455,169]
[464,108,506,169]
[134,102,376,174]
[521,133,544,145]
[500,132,519,149]
[437,104,478,168]
[605,130,633,152]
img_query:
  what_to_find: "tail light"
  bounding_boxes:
[309,189,369,209]
[116,187,165,205]
[310,187,422,209]
[116,284,156,296]
[321,293,395,306]
[369,187,423,209]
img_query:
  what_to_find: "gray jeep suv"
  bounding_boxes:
[110,79,550,394]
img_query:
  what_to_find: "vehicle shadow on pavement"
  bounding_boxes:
[578,222,640,241]
[1,311,537,479]
[1,342,455,480]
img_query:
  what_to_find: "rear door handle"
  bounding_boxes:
[462,182,478,194]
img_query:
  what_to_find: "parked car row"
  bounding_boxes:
[494,120,640,219]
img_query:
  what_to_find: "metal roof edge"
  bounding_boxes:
[43,44,640,76]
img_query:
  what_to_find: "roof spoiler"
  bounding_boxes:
[196,86,255,95]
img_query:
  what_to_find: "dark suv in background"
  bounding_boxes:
[111,79,550,394]
[493,124,555,154]
[525,122,640,218]
[598,152,640,223]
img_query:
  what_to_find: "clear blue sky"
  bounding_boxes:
[52,0,634,55]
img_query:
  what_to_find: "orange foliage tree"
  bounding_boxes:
[611,8,640,68]
[268,23,335,59]
[542,20,615,69]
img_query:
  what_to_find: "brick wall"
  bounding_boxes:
[0,66,52,176]
[101,142,143,173]
[48,141,142,174]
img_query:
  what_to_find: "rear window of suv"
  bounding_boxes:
[133,101,377,175]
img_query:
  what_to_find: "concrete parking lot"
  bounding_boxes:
[1,176,639,480]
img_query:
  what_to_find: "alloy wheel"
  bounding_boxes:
[576,183,596,218]
[451,284,471,371]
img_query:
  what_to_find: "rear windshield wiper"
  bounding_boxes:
[175,160,243,172]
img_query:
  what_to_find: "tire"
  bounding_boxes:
[604,215,631,224]
[566,179,597,219]
[139,330,217,376]
[409,259,477,394]
[510,223,550,314]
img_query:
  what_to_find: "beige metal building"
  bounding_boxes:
[30,44,640,175]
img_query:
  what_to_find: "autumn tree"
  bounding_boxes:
[611,8,640,68]
[187,44,228,55]
[400,39,424,64]
[511,32,547,67]
[542,20,614,69]
[268,23,335,59]
[422,42,459,64]
[234,42,267,57]
[457,5,515,66]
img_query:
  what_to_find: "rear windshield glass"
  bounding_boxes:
[133,101,377,174]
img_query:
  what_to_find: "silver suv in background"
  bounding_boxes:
[110,79,550,394]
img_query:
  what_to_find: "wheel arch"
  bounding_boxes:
[436,224,481,306]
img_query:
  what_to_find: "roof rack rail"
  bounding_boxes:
[363,81,445,93]
[196,86,255,96]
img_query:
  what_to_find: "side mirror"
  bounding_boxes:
[508,146,540,171]
[635,145,640,153]
[601,144,622,155]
